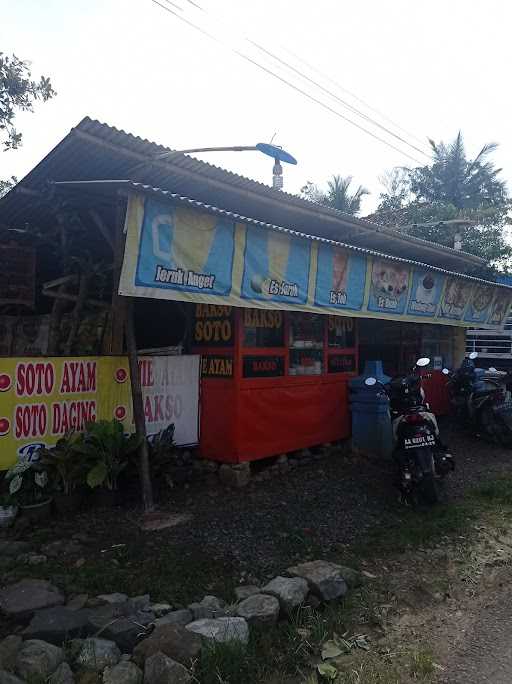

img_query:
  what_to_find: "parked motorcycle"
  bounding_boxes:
[365,357,455,505]
[443,351,512,446]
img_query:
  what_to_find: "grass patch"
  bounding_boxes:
[470,475,512,507]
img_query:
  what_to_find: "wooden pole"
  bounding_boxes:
[125,297,154,513]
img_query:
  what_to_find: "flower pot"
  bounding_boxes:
[92,488,119,508]
[53,490,85,515]
[0,505,18,528]
[20,498,53,523]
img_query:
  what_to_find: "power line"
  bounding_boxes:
[182,0,430,159]
[150,0,426,165]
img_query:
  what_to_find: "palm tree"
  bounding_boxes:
[301,175,369,215]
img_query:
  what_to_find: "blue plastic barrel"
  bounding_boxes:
[349,360,393,458]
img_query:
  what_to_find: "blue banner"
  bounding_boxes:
[314,245,366,310]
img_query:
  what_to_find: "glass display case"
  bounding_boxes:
[288,312,324,375]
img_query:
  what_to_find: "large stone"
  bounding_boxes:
[144,652,191,684]
[16,552,47,565]
[186,618,249,645]
[153,610,193,628]
[187,596,224,620]
[96,593,128,605]
[49,661,75,684]
[41,540,83,558]
[262,576,309,615]
[129,595,151,612]
[66,594,89,611]
[234,586,260,601]
[24,606,91,644]
[15,639,64,680]
[133,626,201,667]
[236,594,279,627]
[76,638,121,671]
[0,671,25,684]
[219,464,250,488]
[87,606,154,651]
[0,579,65,618]
[103,660,143,684]
[0,636,22,671]
[150,604,172,618]
[287,560,348,601]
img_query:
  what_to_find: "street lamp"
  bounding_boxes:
[156,143,298,190]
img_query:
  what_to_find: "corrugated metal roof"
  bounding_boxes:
[0,117,485,272]
[52,179,511,291]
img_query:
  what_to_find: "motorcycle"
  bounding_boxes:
[443,351,512,446]
[365,357,455,505]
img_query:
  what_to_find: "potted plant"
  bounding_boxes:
[6,460,52,522]
[39,432,87,514]
[0,492,18,528]
[76,420,141,506]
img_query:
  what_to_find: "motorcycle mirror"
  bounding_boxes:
[416,357,431,367]
[469,351,478,360]
[442,368,450,375]
[365,377,377,387]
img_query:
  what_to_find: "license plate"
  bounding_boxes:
[404,434,435,449]
[495,402,512,413]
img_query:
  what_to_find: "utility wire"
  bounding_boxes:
[182,0,430,159]
[151,0,425,165]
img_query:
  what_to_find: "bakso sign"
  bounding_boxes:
[119,194,512,330]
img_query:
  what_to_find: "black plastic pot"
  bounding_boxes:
[20,498,53,523]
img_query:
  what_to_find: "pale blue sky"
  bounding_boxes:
[2,0,511,214]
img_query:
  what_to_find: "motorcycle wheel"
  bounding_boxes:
[419,473,439,505]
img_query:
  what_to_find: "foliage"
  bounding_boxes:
[147,423,180,482]
[74,420,141,491]
[39,431,87,495]
[375,133,512,268]
[0,174,17,198]
[301,175,369,215]
[0,52,56,150]
[0,491,16,507]
[6,460,49,506]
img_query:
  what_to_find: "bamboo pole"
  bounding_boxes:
[125,297,154,513]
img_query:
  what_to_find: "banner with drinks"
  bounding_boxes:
[0,355,200,470]
[119,194,512,331]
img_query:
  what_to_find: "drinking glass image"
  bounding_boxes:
[250,232,291,296]
[152,209,217,274]
[332,250,349,293]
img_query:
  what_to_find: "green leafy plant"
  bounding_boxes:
[6,460,49,506]
[75,420,141,491]
[39,431,87,495]
[0,491,16,507]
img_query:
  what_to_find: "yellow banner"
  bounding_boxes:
[0,357,131,470]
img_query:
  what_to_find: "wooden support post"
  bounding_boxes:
[125,297,154,513]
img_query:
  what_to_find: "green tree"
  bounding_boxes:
[0,175,17,199]
[301,174,369,215]
[0,52,56,150]
[375,133,511,268]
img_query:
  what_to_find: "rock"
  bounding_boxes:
[149,604,172,618]
[76,638,121,671]
[234,586,260,601]
[262,576,309,615]
[236,594,279,627]
[305,593,321,609]
[287,560,348,601]
[153,610,193,628]
[0,671,25,684]
[187,596,224,620]
[103,660,143,684]
[67,594,89,611]
[0,541,30,557]
[144,652,191,684]
[219,464,250,488]
[15,639,64,680]
[129,595,151,612]
[0,579,65,618]
[133,626,201,667]
[338,566,363,589]
[16,552,47,565]
[0,636,22,671]
[49,662,75,684]
[24,606,91,644]
[96,593,128,605]
[87,608,155,652]
[186,618,249,645]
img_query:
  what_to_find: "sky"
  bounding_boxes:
[2,0,512,215]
